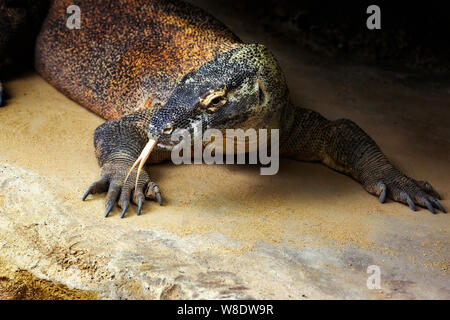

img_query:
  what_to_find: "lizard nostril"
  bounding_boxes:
[162,125,173,135]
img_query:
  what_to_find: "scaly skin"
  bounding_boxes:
[1,0,446,217]
[35,0,241,119]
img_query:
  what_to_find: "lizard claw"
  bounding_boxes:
[137,196,144,215]
[105,200,114,218]
[378,183,387,203]
[156,192,162,206]
[120,200,130,218]
[82,162,162,218]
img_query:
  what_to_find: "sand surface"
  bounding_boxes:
[0,1,449,299]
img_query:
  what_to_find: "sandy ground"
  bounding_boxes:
[0,2,449,299]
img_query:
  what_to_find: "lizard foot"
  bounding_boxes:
[82,161,162,218]
[365,173,445,214]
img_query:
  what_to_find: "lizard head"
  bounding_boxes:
[148,43,289,149]
[126,44,289,184]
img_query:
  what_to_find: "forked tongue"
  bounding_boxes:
[124,138,158,190]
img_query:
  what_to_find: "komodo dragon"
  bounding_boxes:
[0,0,446,217]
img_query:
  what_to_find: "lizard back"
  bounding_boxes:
[35,0,242,120]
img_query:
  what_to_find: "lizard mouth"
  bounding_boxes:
[156,141,174,150]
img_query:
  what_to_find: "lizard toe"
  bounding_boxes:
[145,182,162,206]
[104,182,121,217]
[414,180,441,200]
[82,176,109,201]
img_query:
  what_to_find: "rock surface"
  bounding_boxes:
[0,1,449,299]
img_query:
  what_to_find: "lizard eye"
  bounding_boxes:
[207,96,226,112]
[199,90,227,113]
[210,97,223,106]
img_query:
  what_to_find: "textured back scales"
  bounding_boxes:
[35,0,241,120]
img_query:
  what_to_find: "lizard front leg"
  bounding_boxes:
[82,110,167,218]
[280,105,446,214]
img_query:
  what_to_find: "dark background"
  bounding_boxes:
[211,0,450,76]
[2,0,449,78]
